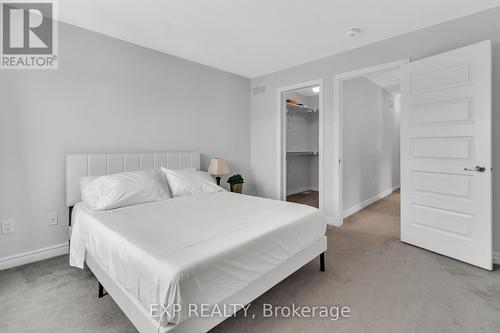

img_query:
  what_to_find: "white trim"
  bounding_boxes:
[0,242,69,270]
[343,186,400,219]
[276,79,324,213]
[325,216,342,227]
[493,252,500,265]
[333,59,410,226]
[334,59,411,80]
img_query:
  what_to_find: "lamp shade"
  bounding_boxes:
[208,158,230,176]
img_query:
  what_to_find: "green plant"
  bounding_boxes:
[227,174,244,185]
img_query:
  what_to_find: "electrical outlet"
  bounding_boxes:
[48,212,58,226]
[2,219,15,234]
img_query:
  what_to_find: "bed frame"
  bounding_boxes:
[66,152,327,333]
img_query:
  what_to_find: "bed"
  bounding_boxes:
[66,152,327,333]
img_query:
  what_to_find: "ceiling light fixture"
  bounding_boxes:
[346,28,362,37]
[312,86,320,93]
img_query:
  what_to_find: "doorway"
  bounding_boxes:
[333,59,408,225]
[341,68,402,219]
[277,79,323,211]
[333,41,492,270]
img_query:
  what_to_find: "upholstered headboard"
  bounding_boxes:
[65,152,200,206]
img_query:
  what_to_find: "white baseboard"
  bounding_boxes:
[0,242,69,270]
[287,186,318,196]
[325,216,342,227]
[493,252,500,265]
[343,185,400,219]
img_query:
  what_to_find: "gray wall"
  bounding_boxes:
[342,77,400,212]
[0,23,251,260]
[250,7,500,254]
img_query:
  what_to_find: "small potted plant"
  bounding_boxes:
[227,174,244,193]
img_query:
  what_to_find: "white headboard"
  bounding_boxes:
[66,152,200,206]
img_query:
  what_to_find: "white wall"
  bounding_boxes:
[342,77,400,212]
[250,7,500,254]
[0,23,251,261]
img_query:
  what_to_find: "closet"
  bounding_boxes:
[285,87,319,208]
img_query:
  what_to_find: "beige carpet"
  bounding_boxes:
[1,191,499,332]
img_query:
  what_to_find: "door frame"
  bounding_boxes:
[332,59,410,226]
[276,78,324,212]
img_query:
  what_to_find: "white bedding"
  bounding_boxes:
[69,192,326,327]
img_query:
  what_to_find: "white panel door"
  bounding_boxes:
[400,40,492,270]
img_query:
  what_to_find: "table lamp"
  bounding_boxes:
[208,158,230,186]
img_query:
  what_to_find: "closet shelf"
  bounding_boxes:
[286,103,318,113]
[287,151,319,156]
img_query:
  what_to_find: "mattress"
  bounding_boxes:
[69,191,326,327]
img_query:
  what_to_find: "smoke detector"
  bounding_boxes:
[346,28,362,37]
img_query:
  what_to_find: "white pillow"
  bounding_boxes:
[81,169,171,210]
[161,167,223,197]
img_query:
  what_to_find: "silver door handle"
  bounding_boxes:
[464,166,486,172]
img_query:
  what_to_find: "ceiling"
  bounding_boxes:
[365,69,401,94]
[58,1,499,78]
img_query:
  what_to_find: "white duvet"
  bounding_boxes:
[70,192,326,327]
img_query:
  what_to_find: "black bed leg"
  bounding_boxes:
[98,282,107,298]
[320,252,325,272]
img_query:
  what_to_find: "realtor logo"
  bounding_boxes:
[1,0,58,69]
